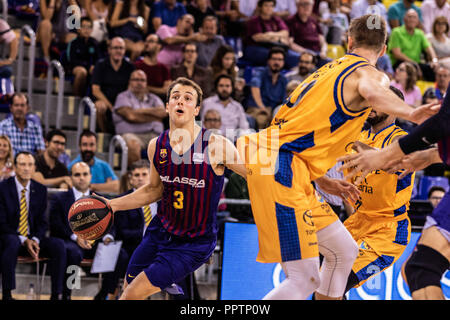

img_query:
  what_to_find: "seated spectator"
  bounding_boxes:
[201,74,250,139]
[426,16,450,70]
[134,33,172,101]
[244,0,300,69]
[390,61,422,107]
[187,0,217,32]
[113,70,166,165]
[246,46,287,129]
[239,0,258,18]
[387,0,423,30]
[214,0,247,53]
[109,0,150,61]
[83,0,113,44]
[273,0,297,19]
[195,16,225,68]
[156,14,202,68]
[91,37,135,133]
[428,186,446,208]
[285,52,316,82]
[320,0,348,45]
[421,0,450,35]
[48,162,127,300]
[68,130,119,194]
[0,135,13,181]
[350,0,390,34]
[37,0,79,62]
[209,44,246,103]
[272,79,302,118]
[66,17,100,97]
[287,0,328,68]
[388,9,439,82]
[152,0,187,31]
[32,129,71,189]
[0,18,18,79]
[202,109,222,135]
[376,53,395,79]
[0,151,66,300]
[423,64,450,101]
[171,42,214,98]
[0,93,45,156]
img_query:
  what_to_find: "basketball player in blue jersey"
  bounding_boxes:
[106,77,246,300]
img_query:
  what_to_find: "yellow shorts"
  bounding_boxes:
[344,212,411,288]
[241,133,338,263]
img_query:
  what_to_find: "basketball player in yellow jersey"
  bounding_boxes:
[318,86,416,298]
[236,14,440,300]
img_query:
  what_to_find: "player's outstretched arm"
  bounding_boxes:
[210,134,247,179]
[357,67,440,124]
[385,147,442,178]
[314,175,360,204]
[109,138,163,213]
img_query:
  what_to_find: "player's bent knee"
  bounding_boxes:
[404,244,450,293]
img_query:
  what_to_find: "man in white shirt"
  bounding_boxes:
[201,74,250,141]
[421,0,450,34]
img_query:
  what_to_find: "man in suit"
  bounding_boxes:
[48,161,127,300]
[0,151,66,300]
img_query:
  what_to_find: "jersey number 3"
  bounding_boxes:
[173,191,184,209]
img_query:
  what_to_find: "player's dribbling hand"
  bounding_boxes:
[338,145,384,185]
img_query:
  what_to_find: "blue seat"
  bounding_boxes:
[416,176,450,200]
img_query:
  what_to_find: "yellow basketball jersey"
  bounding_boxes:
[349,124,415,219]
[267,53,373,180]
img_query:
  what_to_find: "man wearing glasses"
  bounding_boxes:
[113,70,167,165]
[91,37,135,133]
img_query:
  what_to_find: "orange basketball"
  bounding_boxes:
[68,195,113,241]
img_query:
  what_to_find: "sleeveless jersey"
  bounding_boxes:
[153,128,224,238]
[266,53,373,181]
[349,124,415,219]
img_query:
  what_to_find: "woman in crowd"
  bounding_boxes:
[83,0,114,44]
[109,0,150,61]
[0,135,14,181]
[390,61,422,107]
[426,16,450,69]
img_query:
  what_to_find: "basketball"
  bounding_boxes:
[68,195,113,241]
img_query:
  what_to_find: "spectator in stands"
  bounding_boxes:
[390,61,422,107]
[48,161,127,300]
[201,74,249,139]
[113,70,166,165]
[421,0,450,35]
[287,0,328,68]
[274,0,297,19]
[428,186,446,208]
[187,0,217,32]
[91,37,135,133]
[0,93,45,156]
[152,0,187,31]
[422,87,439,104]
[113,159,158,296]
[426,17,450,70]
[214,0,247,54]
[320,0,348,45]
[285,52,316,82]
[66,17,100,97]
[0,135,13,181]
[0,18,18,79]
[244,0,300,69]
[272,79,302,118]
[387,0,423,30]
[388,9,439,82]
[109,0,150,61]
[350,0,390,34]
[0,151,66,300]
[68,130,119,194]
[83,0,113,44]
[171,42,214,98]
[134,34,172,101]
[32,129,71,189]
[246,46,287,129]
[423,64,450,102]
[156,14,202,68]
[195,16,225,68]
[37,0,79,62]
[202,109,222,135]
[376,53,395,79]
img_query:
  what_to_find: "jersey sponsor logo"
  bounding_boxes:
[302,210,314,226]
[193,153,204,163]
[160,175,205,188]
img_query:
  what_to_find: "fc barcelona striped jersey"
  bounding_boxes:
[153,128,224,238]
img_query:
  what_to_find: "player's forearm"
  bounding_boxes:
[90,180,119,194]
[110,183,163,212]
